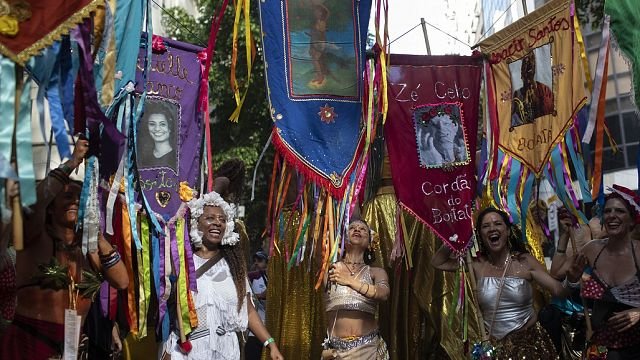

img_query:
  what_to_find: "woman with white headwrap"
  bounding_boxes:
[162,191,283,360]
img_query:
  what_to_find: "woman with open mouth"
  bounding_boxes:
[565,185,640,359]
[432,207,571,359]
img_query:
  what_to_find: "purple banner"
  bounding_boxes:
[135,36,203,217]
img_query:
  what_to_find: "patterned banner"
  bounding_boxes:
[477,0,587,174]
[0,0,100,65]
[259,0,372,197]
[134,37,203,217]
[385,55,482,252]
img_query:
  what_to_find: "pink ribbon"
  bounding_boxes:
[152,34,167,53]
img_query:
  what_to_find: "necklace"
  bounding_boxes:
[344,261,364,276]
[488,254,511,271]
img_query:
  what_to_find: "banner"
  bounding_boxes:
[134,36,203,217]
[477,0,587,174]
[385,55,482,252]
[259,0,372,197]
[0,0,100,65]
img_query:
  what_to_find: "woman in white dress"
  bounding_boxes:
[163,191,283,360]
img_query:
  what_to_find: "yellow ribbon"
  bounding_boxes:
[229,0,253,122]
[122,203,138,336]
[135,215,151,340]
[176,218,192,335]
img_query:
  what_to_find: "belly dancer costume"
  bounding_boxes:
[324,265,389,360]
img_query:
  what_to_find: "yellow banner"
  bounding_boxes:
[478,0,587,174]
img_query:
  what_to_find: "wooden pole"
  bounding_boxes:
[466,251,486,339]
[420,18,432,55]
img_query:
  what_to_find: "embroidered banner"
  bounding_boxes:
[0,0,100,65]
[385,55,482,252]
[477,0,587,174]
[259,0,372,197]
[134,37,203,217]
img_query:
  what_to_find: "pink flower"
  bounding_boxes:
[152,35,167,53]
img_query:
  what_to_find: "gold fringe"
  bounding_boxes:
[0,0,102,65]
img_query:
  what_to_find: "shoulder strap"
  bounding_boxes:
[196,252,224,278]
[486,255,512,340]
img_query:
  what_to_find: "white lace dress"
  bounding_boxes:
[166,256,251,360]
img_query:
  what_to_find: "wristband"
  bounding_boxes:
[556,248,566,254]
[562,277,580,289]
[263,337,275,347]
[58,163,73,175]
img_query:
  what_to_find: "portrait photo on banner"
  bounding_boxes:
[137,96,181,172]
[508,44,555,128]
[287,0,358,97]
[412,102,469,169]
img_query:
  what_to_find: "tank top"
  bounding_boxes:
[324,265,377,315]
[477,277,534,340]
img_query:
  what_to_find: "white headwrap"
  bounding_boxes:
[187,191,240,247]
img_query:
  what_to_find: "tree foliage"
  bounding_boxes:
[575,0,605,30]
[162,0,273,246]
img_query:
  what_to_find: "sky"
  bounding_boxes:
[375,0,478,56]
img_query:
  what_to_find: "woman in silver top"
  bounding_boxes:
[432,207,570,359]
[323,219,390,359]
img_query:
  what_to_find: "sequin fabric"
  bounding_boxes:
[489,322,558,360]
[324,265,376,315]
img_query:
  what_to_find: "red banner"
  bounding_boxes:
[385,55,482,252]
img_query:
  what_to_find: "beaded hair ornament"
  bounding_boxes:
[187,191,240,247]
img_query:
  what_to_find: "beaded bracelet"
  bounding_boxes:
[100,251,121,270]
[263,337,275,347]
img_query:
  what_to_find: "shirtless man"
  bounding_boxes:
[0,139,128,359]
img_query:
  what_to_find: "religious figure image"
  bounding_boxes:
[509,45,555,127]
[137,97,179,171]
[413,103,468,168]
[288,0,358,97]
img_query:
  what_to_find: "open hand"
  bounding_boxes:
[71,138,89,168]
[608,308,640,333]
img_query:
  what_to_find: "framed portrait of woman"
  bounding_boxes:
[137,97,181,172]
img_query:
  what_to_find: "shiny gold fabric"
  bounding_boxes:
[362,191,481,360]
[264,209,326,360]
[489,322,558,360]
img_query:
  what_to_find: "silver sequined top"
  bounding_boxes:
[477,276,534,340]
[325,265,377,315]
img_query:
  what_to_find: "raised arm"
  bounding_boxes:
[431,244,460,272]
[526,253,570,298]
[24,139,88,246]
[87,233,128,289]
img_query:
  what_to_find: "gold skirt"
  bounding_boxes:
[490,322,558,360]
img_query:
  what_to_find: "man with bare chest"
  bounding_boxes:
[0,139,128,360]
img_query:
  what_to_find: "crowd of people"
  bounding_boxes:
[1,138,640,360]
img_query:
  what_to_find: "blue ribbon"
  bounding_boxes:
[113,0,144,95]
[0,56,16,178]
[565,129,592,203]
[506,160,522,226]
[15,78,36,205]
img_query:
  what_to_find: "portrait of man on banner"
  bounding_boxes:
[288,0,358,97]
[509,45,555,127]
[413,103,469,168]
[137,97,180,172]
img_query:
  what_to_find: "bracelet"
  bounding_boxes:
[556,248,566,254]
[100,251,122,270]
[263,337,275,347]
[562,277,580,289]
[371,285,377,299]
[365,283,371,296]
[58,163,73,175]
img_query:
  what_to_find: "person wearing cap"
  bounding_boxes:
[565,185,640,358]
[246,250,269,359]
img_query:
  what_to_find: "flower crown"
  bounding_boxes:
[187,191,240,247]
[419,103,460,124]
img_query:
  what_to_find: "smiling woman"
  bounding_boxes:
[137,98,179,171]
[565,185,640,358]
[432,207,571,359]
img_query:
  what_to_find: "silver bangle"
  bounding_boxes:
[562,277,580,289]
